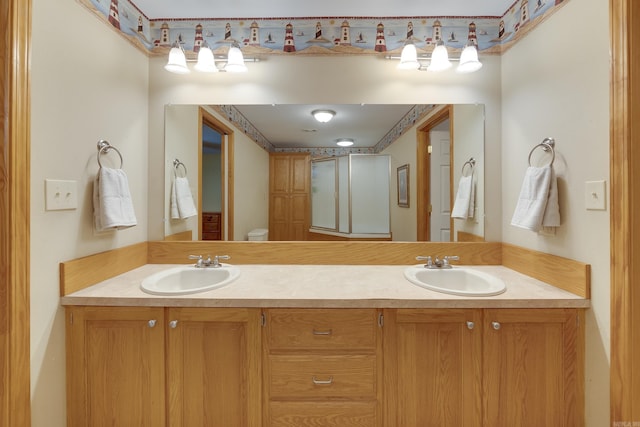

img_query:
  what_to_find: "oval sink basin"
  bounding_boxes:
[140,264,240,295]
[404,265,506,297]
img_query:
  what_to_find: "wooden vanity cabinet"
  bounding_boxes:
[383,308,483,427]
[383,308,584,427]
[65,306,167,427]
[262,308,384,427]
[65,306,261,427]
[483,308,584,427]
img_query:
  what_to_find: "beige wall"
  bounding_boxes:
[27,0,609,426]
[500,1,610,425]
[30,0,150,425]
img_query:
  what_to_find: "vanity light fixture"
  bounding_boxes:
[336,138,355,147]
[390,40,482,74]
[312,109,336,123]
[164,40,255,74]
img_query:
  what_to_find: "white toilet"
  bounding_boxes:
[247,228,268,241]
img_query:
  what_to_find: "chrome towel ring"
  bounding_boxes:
[527,137,555,167]
[173,158,188,178]
[461,157,476,177]
[97,140,123,169]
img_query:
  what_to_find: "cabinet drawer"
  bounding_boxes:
[267,309,378,350]
[269,401,377,427]
[269,355,376,399]
[202,222,219,232]
[202,212,220,223]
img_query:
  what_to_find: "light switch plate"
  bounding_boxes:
[45,179,78,211]
[585,180,606,211]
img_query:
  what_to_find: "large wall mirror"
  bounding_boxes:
[164,104,485,242]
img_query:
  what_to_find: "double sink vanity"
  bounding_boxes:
[61,241,589,426]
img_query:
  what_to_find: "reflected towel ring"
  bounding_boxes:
[527,137,555,167]
[173,159,187,178]
[461,158,476,177]
[97,140,123,169]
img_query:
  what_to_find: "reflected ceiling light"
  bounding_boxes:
[336,138,354,147]
[456,43,483,74]
[312,109,336,123]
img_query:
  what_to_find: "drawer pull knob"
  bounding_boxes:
[492,321,501,330]
[312,376,334,385]
[312,329,332,336]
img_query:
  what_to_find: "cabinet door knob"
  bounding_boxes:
[148,319,157,328]
[466,321,475,330]
[492,321,501,330]
[169,320,179,329]
[312,376,333,385]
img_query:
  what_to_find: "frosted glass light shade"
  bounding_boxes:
[312,109,336,123]
[224,46,248,73]
[194,46,218,73]
[336,138,354,147]
[427,44,452,72]
[456,44,483,73]
[164,46,190,74]
[397,43,420,70]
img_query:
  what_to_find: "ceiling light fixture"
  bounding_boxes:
[164,40,256,74]
[336,138,354,147]
[312,109,336,123]
[390,40,482,74]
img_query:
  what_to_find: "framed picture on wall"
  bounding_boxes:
[397,164,409,208]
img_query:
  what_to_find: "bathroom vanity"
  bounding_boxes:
[62,262,587,427]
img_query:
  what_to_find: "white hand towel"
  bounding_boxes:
[451,174,475,219]
[511,166,560,232]
[93,167,137,231]
[170,176,197,219]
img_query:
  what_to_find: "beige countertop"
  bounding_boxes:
[60,264,590,309]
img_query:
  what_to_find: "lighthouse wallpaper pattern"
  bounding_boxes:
[80,0,569,57]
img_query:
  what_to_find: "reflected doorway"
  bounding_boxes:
[416,105,453,242]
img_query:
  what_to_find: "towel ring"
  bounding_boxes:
[527,137,555,167]
[461,158,476,177]
[97,140,123,169]
[173,159,187,178]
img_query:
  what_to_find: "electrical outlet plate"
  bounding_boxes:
[45,179,78,211]
[585,180,606,211]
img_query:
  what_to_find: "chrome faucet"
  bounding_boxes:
[416,255,459,269]
[188,254,230,268]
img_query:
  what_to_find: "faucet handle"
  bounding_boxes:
[416,256,433,267]
[443,256,460,266]
[212,255,230,267]
[188,254,203,267]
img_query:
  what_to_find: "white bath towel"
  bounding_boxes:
[170,176,197,219]
[511,166,560,232]
[93,167,137,232]
[451,174,475,219]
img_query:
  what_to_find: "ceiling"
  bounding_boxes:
[227,104,421,149]
[132,0,515,20]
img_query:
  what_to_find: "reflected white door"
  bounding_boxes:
[429,129,451,242]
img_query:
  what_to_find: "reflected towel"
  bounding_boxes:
[171,176,197,219]
[511,166,560,231]
[93,167,137,231]
[451,174,475,219]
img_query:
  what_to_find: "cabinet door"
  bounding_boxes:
[166,308,262,427]
[65,306,166,427]
[483,309,584,427]
[384,309,482,427]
